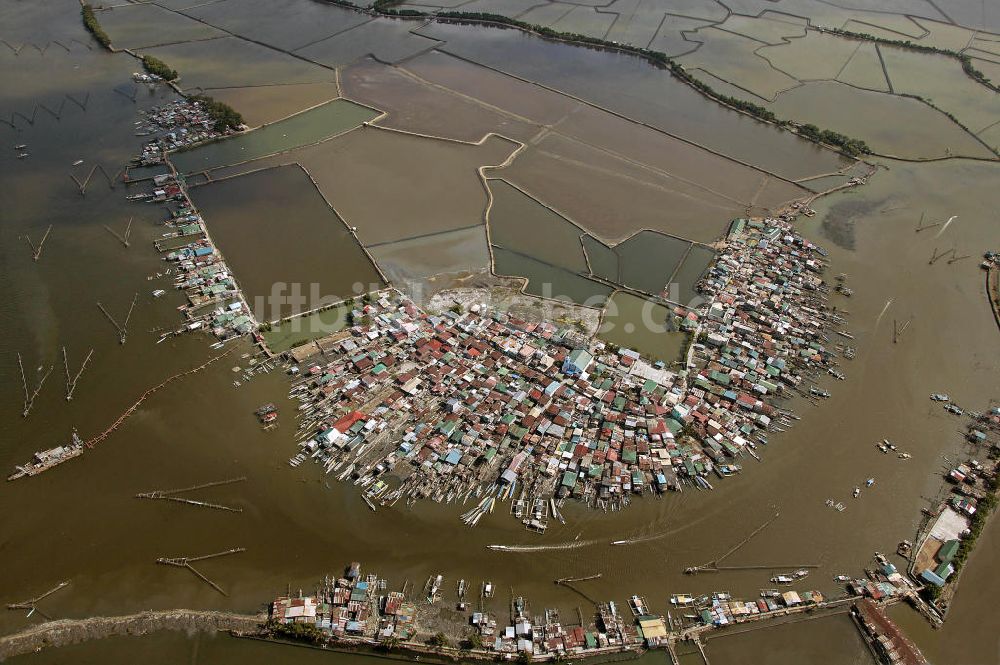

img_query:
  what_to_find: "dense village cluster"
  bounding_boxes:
[285,218,849,528]
[266,557,924,661]
[127,97,234,151]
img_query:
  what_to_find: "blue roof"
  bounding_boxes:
[444,450,462,465]
[920,569,946,587]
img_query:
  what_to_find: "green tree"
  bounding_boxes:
[141,55,178,81]
[378,636,402,652]
[462,631,483,651]
[427,631,450,649]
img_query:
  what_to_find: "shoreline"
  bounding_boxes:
[0,609,263,661]
[0,592,915,663]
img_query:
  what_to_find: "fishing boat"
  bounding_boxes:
[629,595,648,616]
[770,574,794,585]
[17,152,29,159]
[834,575,851,583]
[426,574,442,602]
[482,581,494,598]
[853,487,861,498]
[152,289,166,298]
[670,594,695,607]
[72,159,83,166]
[7,432,84,481]
[835,502,846,512]
[930,393,950,402]
[793,569,810,579]
[898,452,912,460]
[866,478,875,487]
[457,579,466,599]
[14,144,26,150]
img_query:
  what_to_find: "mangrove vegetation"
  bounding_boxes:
[141,55,178,81]
[81,3,111,50]
[189,94,245,132]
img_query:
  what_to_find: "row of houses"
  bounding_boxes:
[267,561,915,659]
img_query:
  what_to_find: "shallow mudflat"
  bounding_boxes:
[416,22,850,180]
[599,291,686,363]
[397,51,809,242]
[97,3,226,49]
[188,164,384,320]
[487,178,590,274]
[369,225,492,285]
[197,83,342,128]
[492,246,613,306]
[232,127,518,247]
[766,81,996,160]
[341,58,540,143]
[295,18,441,67]
[143,37,334,90]
[263,303,352,353]
[181,0,370,52]
[170,98,378,173]
[502,133,747,244]
[614,231,704,300]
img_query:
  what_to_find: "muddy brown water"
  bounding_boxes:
[187,164,385,320]
[2,2,999,664]
[598,292,686,364]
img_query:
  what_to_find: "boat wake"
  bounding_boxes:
[934,215,957,238]
[487,539,599,552]
[610,532,669,546]
[874,298,894,329]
